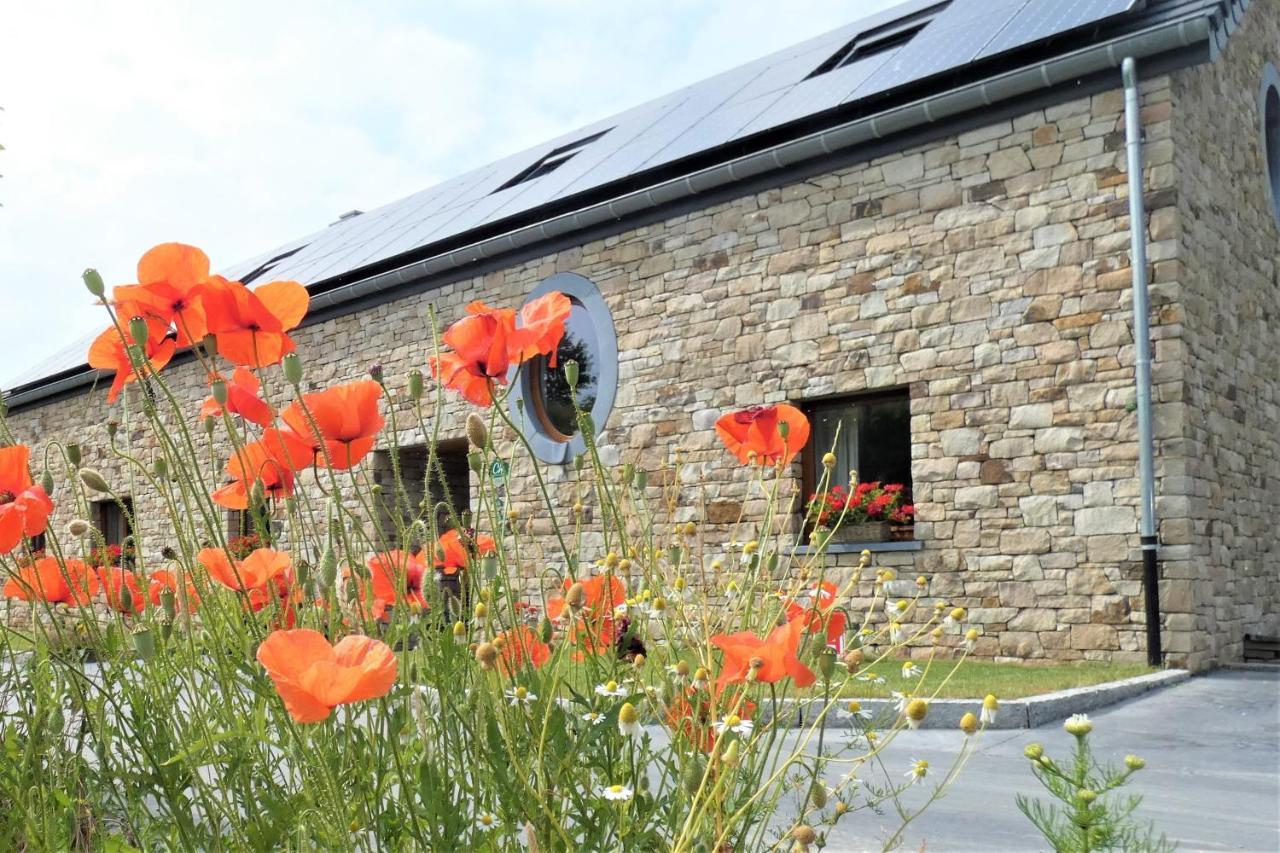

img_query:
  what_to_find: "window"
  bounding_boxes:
[372,442,471,547]
[800,390,913,540]
[510,273,619,464]
[807,2,948,79]
[1260,65,1280,222]
[493,130,611,193]
[93,497,133,547]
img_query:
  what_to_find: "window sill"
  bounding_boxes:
[793,540,924,555]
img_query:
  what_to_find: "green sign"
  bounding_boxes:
[490,459,509,485]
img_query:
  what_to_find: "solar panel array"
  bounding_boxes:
[11,0,1161,390]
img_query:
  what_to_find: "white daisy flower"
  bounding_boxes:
[890,622,904,643]
[506,686,537,706]
[981,694,998,725]
[906,759,929,782]
[891,691,910,714]
[581,711,605,726]
[712,715,754,737]
[594,680,627,698]
[901,661,921,679]
[599,783,634,802]
[475,812,499,832]
[855,673,885,685]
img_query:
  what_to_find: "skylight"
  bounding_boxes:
[808,1,950,79]
[494,129,611,193]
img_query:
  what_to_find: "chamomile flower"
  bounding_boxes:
[944,607,966,627]
[963,628,979,652]
[692,667,710,691]
[889,622,904,643]
[595,680,627,698]
[906,759,929,782]
[901,661,921,679]
[667,660,690,682]
[904,698,928,730]
[981,694,998,725]
[474,813,499,832]
[581,711,606,726]
[713,715,754,737]
[891,691,910,714]
[618,702,641,739]
[506,686,537,706]
[846,700,872,720]
[855,673,885,685]
[600,783,634,802]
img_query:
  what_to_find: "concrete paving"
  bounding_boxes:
[811,670,1280,852]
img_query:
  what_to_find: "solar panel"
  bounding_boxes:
[976,0,1142,59]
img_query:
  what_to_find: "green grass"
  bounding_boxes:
[830,660,1157,700]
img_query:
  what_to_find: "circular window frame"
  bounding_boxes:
[507,272,618,464]
[1259,63,1280,223]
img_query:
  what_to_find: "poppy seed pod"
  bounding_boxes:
[408,369,424,400]
[152,457,167,479]
[563,359,579,389]
[67,519,91,537]
[281,352,303,386]
[82,267,105,297]
[119,583,134,614]
[777,419,790,441]
[106,420,119,439]
[129,316,149,348]
[203,416,216,435]
[201,333,218,358]
[66,443,82,467]
[466,413,488,450]
[210,379,228,406]
[538,616,553,644]
[131,625,156,660]
[79,468,110,493]
[635,469,647,489]
[160,588,176,621]
[817,646,836,680]
[39,470,54,495]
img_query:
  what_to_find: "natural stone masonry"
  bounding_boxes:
[5,1,1279,670]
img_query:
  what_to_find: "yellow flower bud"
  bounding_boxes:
[473,602,488,620]
[960,712,978,736]
[619,702,639,725]
[821,452,837,469]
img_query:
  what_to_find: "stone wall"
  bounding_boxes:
[4,62,1217,665]
[1167,0,1280,666]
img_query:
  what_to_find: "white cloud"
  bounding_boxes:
[0,0,899,386]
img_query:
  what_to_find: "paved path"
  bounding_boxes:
[815,670,1279,852]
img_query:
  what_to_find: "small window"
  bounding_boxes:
[808,2,948,79]
[92,497,134,567]
[510,273,619,464]
[1260,65,1280,223]
[493,130,611,193]
[372,442,471,547]
[800,391,913,542]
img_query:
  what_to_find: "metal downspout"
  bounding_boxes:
[1122,57,1162,667]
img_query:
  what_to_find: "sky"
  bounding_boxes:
[0,0,901,387]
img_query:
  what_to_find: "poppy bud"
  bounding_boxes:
[817,646,836,680]
[119,583,134,614]
[203,416,216,436]
[79,468,110,493]
[369,363,384,383]
[538,616,552,644]
[563,359,579,389]
[282,353,303,386]
[578,412,595,435]
[466,413,488,450]
[683,757,705,795]
[131,625,155,659]
[128,316,149,348]
[467,451,484,474]
[210,379,228,406]
[809,783,829,810]
[721,740,739,767]
[66,443,82,467]
[153,457,167,479]
[106,420,119,439]
[635,469,647,489]
[82,268,105,297]
[319,546,338,590]
[160,588,176,620]
[408,369,424,400]
[201,333,218,358]
[250,479,266,506]
[39,470,54,495]
[481,555,497,579]
[778,420,790,441]
[67,519,91,537]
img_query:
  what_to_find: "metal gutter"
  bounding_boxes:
[2,6,1226,411]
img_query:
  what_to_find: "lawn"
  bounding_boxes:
[832,659,1157,700]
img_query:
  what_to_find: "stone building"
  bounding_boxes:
[3,0,1277,670]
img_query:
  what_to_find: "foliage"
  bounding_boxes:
[1017,716,1174,853]
[807,481,914,528]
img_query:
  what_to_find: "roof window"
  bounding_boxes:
[493,129,610,193]
[808,2,949,78]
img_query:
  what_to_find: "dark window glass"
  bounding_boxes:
[532,301,599,441]
[1266,86,1280,211]
[372,443,471,547]
[94,497,133,547]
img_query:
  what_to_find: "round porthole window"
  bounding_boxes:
[509,273,617,463]
[1260,64,1280,222]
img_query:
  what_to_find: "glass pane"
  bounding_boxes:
[813,405,858,488]
[856,396,912,494]
[535,301,599,439]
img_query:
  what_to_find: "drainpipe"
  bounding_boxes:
[1122,57,1162,667]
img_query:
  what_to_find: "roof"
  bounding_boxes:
[4,0,1250,405]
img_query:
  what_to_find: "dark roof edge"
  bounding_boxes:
[3,3,1239,413]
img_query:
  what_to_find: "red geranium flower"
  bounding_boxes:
[714,404,811,467]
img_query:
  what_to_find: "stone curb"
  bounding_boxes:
[772,669,1192,730]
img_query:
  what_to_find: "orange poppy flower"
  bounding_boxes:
[148,569,201,611]
[714,404,811,467]
[4,557,98,604]
[112,243,212,346]
[280,380,384,469]
[0,445,54,555]
[97,567,145,614]
[667,690,757,753]
[428,292,570,406]
[783,581,848,648]
[200,367,273,428]
[433,529,497,576]
[211,428,313,510]
[710,615,816,691]
[495,624,551,675]
[87,317,177,404]
[198,546,292,592]
[256,629,398,723]
[202,277,309,367]
[367,550,428,613]
[546,573,625,621]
